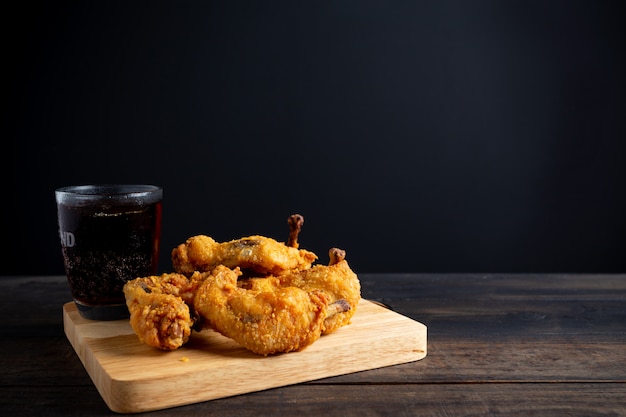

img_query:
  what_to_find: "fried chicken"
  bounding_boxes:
[171,234,317,276]
[194,265,340,355]
[123,273,199,350]
[277,248,360,334]
[123,214,361,355]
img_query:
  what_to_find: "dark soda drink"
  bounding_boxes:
[56,185,162,320]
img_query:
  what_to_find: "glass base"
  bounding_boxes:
[74,300,130,321]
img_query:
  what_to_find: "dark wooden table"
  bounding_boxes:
[1,274,624,416]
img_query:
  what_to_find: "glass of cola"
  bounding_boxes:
[56,184,162,320]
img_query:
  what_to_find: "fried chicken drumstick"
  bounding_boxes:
[123,214,361,354]
[171,234,317,276]
[276,248,360,334]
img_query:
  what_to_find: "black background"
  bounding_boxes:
[5,1,625,275]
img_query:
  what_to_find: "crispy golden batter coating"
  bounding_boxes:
[193,266,330,355]
[123,273,198,350]
[171,235,317,276]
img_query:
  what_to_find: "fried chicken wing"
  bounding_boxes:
[171,234,317,276]
[193,265,335,355]
[123,273,199,350]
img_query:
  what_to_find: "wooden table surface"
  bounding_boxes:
[1,273,624,416]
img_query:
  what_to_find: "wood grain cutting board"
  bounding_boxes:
[63,299,427,413]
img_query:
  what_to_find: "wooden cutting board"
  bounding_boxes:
[63,299,427,413]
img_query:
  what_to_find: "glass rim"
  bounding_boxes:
[55,184,162,204]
